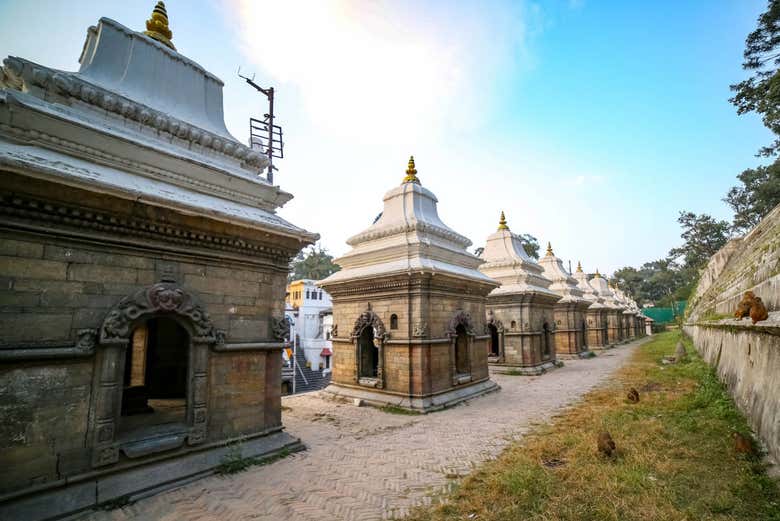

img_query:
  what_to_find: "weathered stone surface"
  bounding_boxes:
[684,204,780,466]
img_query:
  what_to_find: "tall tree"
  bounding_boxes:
[612,266,644,300]
[724,160,780,232]
[667,211,731,270]
[730,0,780,157]
[289,245,340,282]
[518,233,540,259]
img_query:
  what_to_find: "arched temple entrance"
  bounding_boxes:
[352,310,387,388]
[90,283,216,468]
[455,324,470,374]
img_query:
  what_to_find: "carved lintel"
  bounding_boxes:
[100,283,215,344]
[352,310,387,340]
[446,311,475,338]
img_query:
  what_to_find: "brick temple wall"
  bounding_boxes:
[0,173,304,496]
[486,299,556,368]
[325,274,492,398]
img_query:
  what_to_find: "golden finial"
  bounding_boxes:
[594,268,601,279]
[497,211,509,231]
[144,1,176,51]
[576,261,583,273]
[546,242,553,256]
[402,155,420,184]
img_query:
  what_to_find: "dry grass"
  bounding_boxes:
[406,332,780,521]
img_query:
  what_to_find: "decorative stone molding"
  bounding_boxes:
[100,283,216,345]
[352,311,388,340]
[0,329,97,360]
[446,311,476,338]
[346,220,471,249]
[412,322,428,338]
[271,316,292,341]
[0,122,274,211]
[0,191,291,263]
[1,57,267,170]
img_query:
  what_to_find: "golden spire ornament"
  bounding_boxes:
[497,211,509,231]
[546,242,553,256]
[144,1,176,50]
[594,268,601,279]
[402,155,420,184]
[576,261,583,273]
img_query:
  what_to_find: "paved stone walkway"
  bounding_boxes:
[80,340,644,521]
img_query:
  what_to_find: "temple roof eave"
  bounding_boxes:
[0,139,319,243]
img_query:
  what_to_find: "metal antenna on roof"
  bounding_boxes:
[238,67,284,184]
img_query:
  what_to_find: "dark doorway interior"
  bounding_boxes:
[358,327,378,378]
[455,324,469,374]
[543,322,551,357]
[488,324,499,357]
[120,317,188,434]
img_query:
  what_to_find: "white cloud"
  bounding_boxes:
[225,0,531,147]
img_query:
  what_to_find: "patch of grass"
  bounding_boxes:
[381,404,422,415]
[504,369,531,376]
[700,311,733,322]
[215,442,291,475]
[406,332,780,521]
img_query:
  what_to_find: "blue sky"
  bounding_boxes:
[0,0,770,274]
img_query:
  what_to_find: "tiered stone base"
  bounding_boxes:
[323,378,499,413]
[489,360,562,375]
[556,350,593,360]
[0,430,304,521]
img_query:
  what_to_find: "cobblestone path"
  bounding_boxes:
[80,340,644,521]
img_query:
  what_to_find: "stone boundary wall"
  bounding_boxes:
[683,315,779,465]
[684,203,780,465]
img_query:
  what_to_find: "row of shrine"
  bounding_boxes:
[0,4,644,518]
[319,158,647,411]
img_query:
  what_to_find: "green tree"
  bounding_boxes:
[612,266,644,300]
[518,233,540,259]
[289,244,340,282]
[730,0,780,157]
[667,211,731,271]
[723,160,780,232]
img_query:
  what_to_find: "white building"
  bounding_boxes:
[286,279,333,373]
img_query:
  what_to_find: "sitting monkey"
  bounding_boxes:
[750,296,769,324]
[734,291,755,320]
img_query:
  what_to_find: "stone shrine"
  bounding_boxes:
[538,243,591,358]
[477,213,561,374]
[589,271,624,345]
[0,5,316,519]
[573,262,609,349]
[318,158,499,411]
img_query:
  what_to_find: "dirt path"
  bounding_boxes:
[80,340,645,521]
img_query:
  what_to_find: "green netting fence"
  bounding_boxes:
[642,301,687,324]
